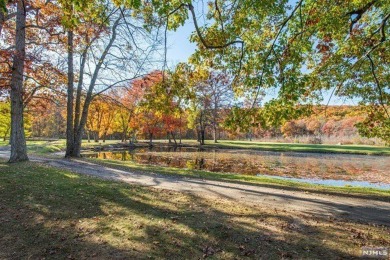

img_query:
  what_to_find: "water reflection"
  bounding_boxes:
[84,147,390,187]
[258,174,390,190]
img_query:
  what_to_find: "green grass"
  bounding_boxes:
[26,141,65,154]
[85,158,390,199]
[1,160,389,259]
[5,139,123,155]
[201,140,390,155]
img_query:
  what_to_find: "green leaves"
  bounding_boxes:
[183,0,390,142]
[59,0,108,28]
[0,0,6,13]
[356,105,390,145]
[0,101,10,139]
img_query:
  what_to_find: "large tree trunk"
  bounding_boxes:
[9,0,28,163]
[65,30,74,157]
[72,132,83,157]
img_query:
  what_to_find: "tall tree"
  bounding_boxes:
[64,3,161,157]
[1,0,66,161]
[9,0,28,162]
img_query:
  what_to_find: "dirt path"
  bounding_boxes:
[1,148,389,226]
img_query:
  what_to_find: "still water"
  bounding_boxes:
[83,147,390,189]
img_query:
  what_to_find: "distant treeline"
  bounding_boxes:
[2,97,381,145]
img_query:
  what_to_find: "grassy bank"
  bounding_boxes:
[1,161,389,259]
[85,158,390,199]
[199,140,390,155]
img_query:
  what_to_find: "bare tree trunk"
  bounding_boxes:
[73,47,88,136]
[65,30,74,157]
[9,0,28,163]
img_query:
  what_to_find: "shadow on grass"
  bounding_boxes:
[0,161,388,259]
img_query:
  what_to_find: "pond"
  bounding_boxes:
[83,146,390,189]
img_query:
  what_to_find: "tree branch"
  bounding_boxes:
[252,0,304,107]
[367,54,389,119]
[347,0,376,33]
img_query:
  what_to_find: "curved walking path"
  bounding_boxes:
[1,148,389,226]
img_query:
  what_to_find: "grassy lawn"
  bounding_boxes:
[0,139,122,155]
[85,158,390,199]
[1,161,389,259]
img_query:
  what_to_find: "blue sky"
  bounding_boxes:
[166,21,197,65]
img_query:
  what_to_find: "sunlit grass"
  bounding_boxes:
[204,140,390,155]
[21,139,123,155]
[1,160,389,259]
